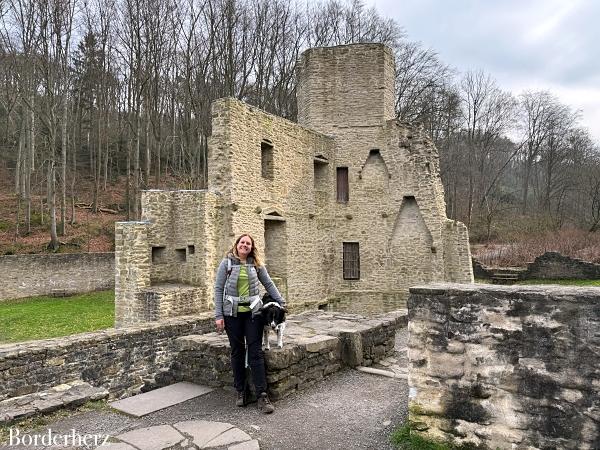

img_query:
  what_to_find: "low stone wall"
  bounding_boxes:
[524,251,600,279]
[0,253,114,301]
[408,283,600,449]
[473,251,600,281]
[176,310,407,400]
[471,258,493,279]
[0,314,214,402]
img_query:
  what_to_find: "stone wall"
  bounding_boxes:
[0,314,214,402]
[114,191,223,327]
[208,97,337,306]
[176,310,406,400]
[297,43,396,132]
[524,251,600,279]
[473,251,600,281]
[408,283,600,449]
[472,258,493,279]
[297,44,473,292]
[0,253,114,301]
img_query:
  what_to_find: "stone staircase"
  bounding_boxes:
[490,267,527,284]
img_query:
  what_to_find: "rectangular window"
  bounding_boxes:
[175,248,187,262]
[261,140,274,180]
[343,242,360,280]
[337,167,349,202]
[152,246,166,264]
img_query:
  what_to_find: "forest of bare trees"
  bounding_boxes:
[0,0,598,251]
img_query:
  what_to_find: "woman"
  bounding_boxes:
[214,233,285,414]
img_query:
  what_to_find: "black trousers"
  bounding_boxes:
[224,312,267,394]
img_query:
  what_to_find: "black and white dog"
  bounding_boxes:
[261,293,286,350]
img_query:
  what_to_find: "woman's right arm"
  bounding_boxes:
[214,259,228,322]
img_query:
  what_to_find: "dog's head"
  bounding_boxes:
[261,294,286,330]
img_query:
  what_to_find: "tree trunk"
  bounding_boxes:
[60,97,67,235]
[71,139,76,224]
[145,105,150,185]
[522,159,532,214]
[48,162,59,251]
[133,108,140,219]
[104,114,109,191]
[126,141,131,221]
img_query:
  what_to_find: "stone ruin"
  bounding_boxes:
[115,43,473,328]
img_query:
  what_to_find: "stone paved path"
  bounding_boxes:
[104,420,259,449]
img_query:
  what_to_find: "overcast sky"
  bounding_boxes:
[365,0,600,143]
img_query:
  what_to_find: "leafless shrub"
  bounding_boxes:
[472,227,600,267]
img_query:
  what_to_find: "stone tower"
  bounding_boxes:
[297,43,396,132]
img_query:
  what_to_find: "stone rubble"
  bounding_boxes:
[0,380,108,425]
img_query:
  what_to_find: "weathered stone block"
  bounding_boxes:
[408,283,600,449]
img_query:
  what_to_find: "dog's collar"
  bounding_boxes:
[262,301,283,309]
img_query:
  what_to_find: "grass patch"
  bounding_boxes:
[0,400,109,444]
[390,423,480,450]
[390,424,453,450]
[517,279,600,286]
[0,291,114,344]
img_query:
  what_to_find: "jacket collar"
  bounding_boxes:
[228,253,254,265]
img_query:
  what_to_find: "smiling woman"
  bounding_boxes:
[0,291,114,344]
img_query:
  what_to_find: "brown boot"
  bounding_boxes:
[236,391,245,407]
[257,392,274,414]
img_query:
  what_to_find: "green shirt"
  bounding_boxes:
[237,265,251,312]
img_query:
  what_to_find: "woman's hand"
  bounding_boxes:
[215,319,225,333]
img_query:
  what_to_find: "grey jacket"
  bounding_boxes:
[214,254,285,320]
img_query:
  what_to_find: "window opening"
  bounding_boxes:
[343,242,360,280]
[152,246,166,264]
[175,248,187,262]
[337,167,349,203]
[261,140,274,180]
[188,245,195,255]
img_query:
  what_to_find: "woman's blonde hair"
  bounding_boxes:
[228,233,263,267]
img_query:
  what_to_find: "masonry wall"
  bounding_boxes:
[473,251,600,281]
[141,190,223,302]
[114,191,224,327]
[0,315,214,402]
[442,220,474,283]
[297,44,472,294]
[297,43,396,132]
[208,98,336,307]
[523,251,600,280]
[408,283,600,449]
[0,253,114,301]
[114,221,151,327]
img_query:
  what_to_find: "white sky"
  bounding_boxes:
[364,0,600,143]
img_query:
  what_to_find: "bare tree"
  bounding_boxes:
[518,90,557,214]
[459,70,516,227]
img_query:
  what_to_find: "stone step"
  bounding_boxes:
[491,272,521,278]
[0,380,109,425]
[356,366,408,379]
[491,276,519,285]
[109,382,213,417]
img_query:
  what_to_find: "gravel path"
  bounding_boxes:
[1,329,408,450]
